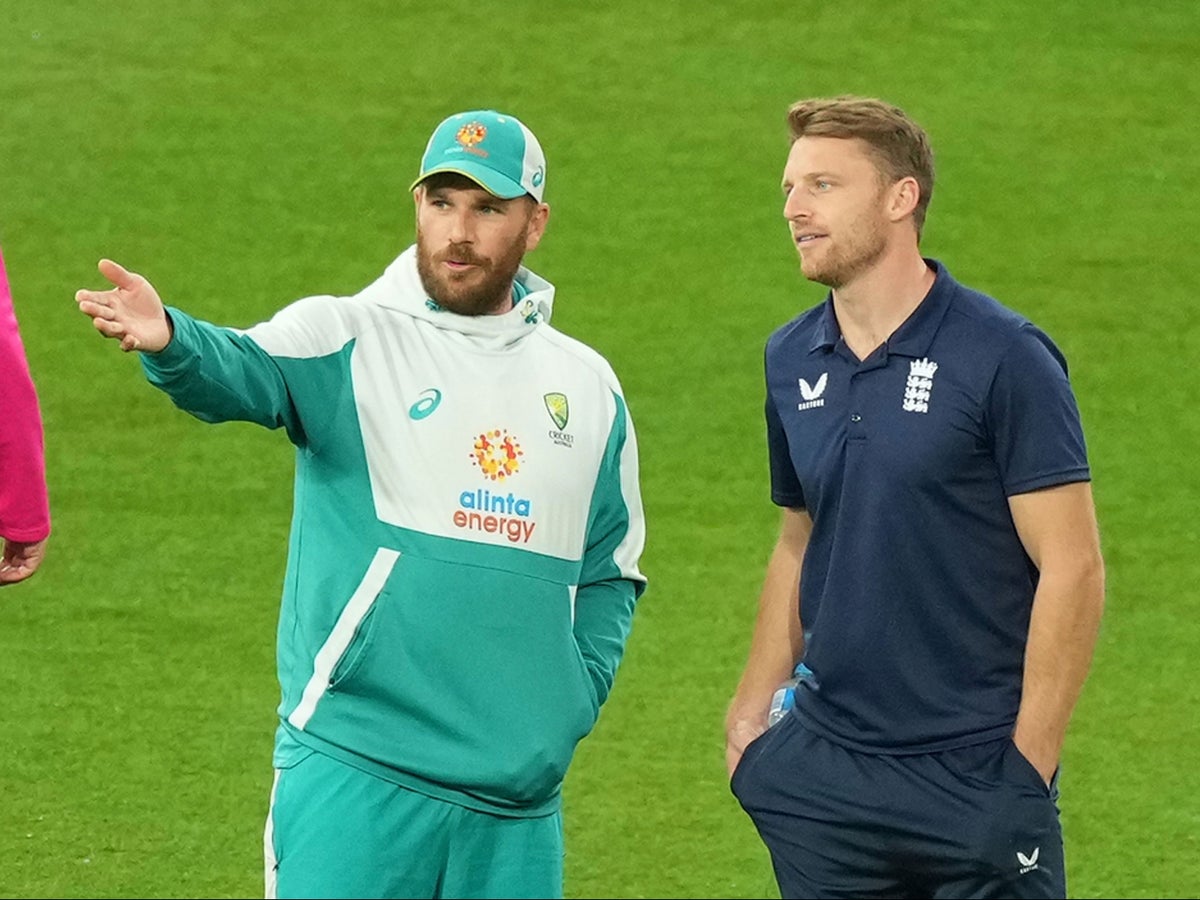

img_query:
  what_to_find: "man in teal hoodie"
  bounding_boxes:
[76,109,647,899]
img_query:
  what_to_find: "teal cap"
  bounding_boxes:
[410,110,546,202]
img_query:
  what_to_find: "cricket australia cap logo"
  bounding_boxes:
[798,373,828,411]
[456,122,488,156]
[544,392,574,447]
[902,358,938,413]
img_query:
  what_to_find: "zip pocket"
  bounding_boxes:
[286,547,401,730]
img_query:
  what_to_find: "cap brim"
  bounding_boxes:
[409,162,527,199]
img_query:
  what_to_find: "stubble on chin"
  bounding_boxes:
[799,231,886,291]
[416,252,508,316]
[797,252,840,290]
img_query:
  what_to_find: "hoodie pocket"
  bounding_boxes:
[287,547,401,730]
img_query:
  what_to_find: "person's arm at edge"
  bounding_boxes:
[0,249,51,584]
[571,391,647,711]
[1009,480,1106,784]
[724,506,811,778]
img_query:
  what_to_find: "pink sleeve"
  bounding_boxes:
[0,247,51,541]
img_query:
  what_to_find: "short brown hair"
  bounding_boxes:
[787,96,935,237]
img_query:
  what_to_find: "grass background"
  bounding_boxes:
[2,1,1198,897]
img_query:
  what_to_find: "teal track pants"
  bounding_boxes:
[264,747,564,899]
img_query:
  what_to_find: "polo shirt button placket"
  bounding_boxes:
[847,411,866,441]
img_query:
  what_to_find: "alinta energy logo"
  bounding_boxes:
[470,428,523,481]
[456,428,536,544]
[544,392,574,447]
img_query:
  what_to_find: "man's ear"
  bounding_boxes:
[887,177,921,224]
[524,202,551,252]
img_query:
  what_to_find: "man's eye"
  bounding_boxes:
[815,181,831,191]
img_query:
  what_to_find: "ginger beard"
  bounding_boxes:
[415,220,531,316]
[797,196,890,290]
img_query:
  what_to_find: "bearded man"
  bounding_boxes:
[76,109,647,900]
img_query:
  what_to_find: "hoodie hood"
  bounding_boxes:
[355,245,555,347]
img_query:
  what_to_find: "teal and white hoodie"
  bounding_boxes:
[140,245,647,816]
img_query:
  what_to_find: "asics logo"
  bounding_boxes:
[409,388,442,420]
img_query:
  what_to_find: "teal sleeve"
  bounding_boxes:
[139,307,305,444]
[572,394,646,707]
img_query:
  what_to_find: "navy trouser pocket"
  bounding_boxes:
[730,704,800,800]
[940,738,1066,898]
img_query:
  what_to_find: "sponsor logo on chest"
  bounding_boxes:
[405,387,586,547]
[454,428,537,544]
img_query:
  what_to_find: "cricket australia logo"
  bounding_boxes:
[797,373,828,411]
[1017,847,1040,874]
[902,358,938,413]
[544,392,574,447]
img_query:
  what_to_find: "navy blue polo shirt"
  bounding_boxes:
[765,259,1090,753]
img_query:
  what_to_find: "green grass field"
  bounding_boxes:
[2,1,1198,897]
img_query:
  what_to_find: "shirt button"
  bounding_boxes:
[850,414,862,422]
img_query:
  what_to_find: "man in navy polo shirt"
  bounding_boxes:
[725,96,1106,899]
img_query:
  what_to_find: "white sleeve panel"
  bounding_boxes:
[239,295,362,359]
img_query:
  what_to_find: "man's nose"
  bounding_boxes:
[447,210,473,243]
[783,188,810,222]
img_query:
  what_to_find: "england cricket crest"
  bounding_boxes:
[902,358,939,414]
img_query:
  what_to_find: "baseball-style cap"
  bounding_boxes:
[410,110,547,202]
